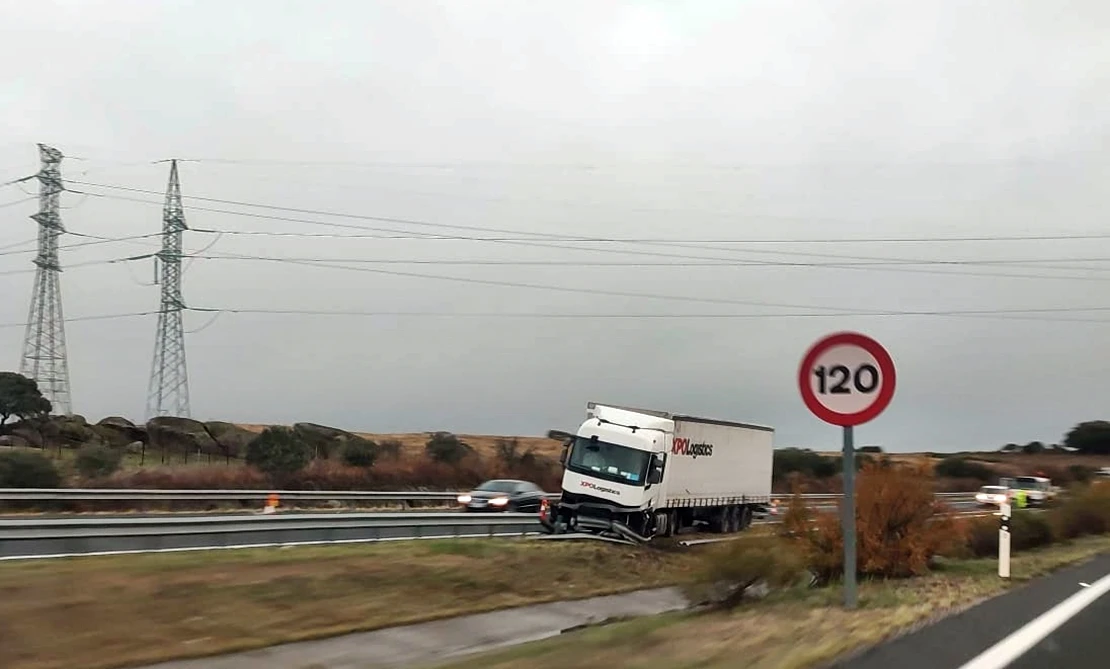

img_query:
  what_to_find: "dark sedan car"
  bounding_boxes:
[456,479,547,512]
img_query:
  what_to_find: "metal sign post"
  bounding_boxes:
[841,424,857,606]
[999,501,1011,579]
[798,331,897,610]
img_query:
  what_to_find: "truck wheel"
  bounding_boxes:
[654,510,673,538]
[713,507,733,534]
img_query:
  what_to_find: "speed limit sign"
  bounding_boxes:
[798,331,896,428]
[798,331,896,611]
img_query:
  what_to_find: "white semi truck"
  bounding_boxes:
[541,402,774,542]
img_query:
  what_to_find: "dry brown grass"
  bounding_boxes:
[436,535,1110,669]
[0,539,702,669]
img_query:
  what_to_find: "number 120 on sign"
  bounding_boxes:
[798,332,896,427]
[814,363,879,395]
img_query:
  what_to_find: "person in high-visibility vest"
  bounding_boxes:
[1014,488,1027,509]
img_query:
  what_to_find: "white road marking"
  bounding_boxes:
[956,571,1110,669]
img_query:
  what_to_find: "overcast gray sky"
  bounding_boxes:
[2,0,1109,451]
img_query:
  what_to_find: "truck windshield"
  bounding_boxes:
[1013,478,1047,491]
[566,436,651,487]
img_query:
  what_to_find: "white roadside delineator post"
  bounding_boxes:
[999,500,1011,579]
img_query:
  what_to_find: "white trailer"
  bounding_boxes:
[542,402,774,542]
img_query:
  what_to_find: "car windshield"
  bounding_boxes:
[981,486,1006,493]
[566,436,651,487]
[1012,478,1047,490]
[475,480,518,493]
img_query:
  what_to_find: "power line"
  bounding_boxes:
[0,311,157,328]
[2,304,1108,331]
[189,306,1110,324]
[0,196,36,209]
[0,232,164,258]
[63,188,1110,284]
[174,251,1110,271]
[176,251,1110,316]
[4,220,1108,285]
[68,179,1110,245]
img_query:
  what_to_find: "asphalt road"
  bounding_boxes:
[832,552,1110,669]
[1004,583,1110,669]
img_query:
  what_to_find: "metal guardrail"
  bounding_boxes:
[0,488,977,502]
[0,488,463,502]
[0,511,543,560]
[0,489,980,560]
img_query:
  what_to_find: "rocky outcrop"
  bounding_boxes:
[146,416,219,459]
[53,414,104,447]
[292,422,360,459]
[95,416,147,447]
[0,434,32,449]
[204,421,256,460]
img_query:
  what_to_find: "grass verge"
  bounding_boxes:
[0,538,701,669]
[433,535,1110,669]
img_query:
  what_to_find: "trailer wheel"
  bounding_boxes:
[726,506,742,533]
[740,505,753,530]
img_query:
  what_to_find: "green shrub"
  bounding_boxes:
[684,535,803,609]
[75,443,123,479]
[965,517,999,558]
[0,450,61,488]
[1051,483,1110,540]
[340,438,378,468]
[425,432,472,464]
[773,448,839,481]
[1067,464,1095,484]
[246,427,312,479]
[377,439,404,459]
[964,511,1054,557]
[934,457,993,482]
[1013,511,1054,550]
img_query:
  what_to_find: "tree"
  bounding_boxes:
[425,432,471,464]
[246,427,312,479]
[1064,421,1110,455]
[340,437,378,468]
[934,456,992,482]
[0,372,52,429]
[1022,441,1046,455]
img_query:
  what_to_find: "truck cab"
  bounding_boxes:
[543,402,772,542]
[547,406,669,542]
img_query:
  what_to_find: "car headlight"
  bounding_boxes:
[489,497,509,506]
[457,494,472,504]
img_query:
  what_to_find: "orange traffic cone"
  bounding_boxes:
[263,493,279,514]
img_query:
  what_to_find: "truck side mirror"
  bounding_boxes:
[647,455,664,484]
[559,440,571,465]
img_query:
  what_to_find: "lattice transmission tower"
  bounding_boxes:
[146,159,191,419]
[20,143,72,415]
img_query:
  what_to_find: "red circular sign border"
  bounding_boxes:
[798,331,896,427]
